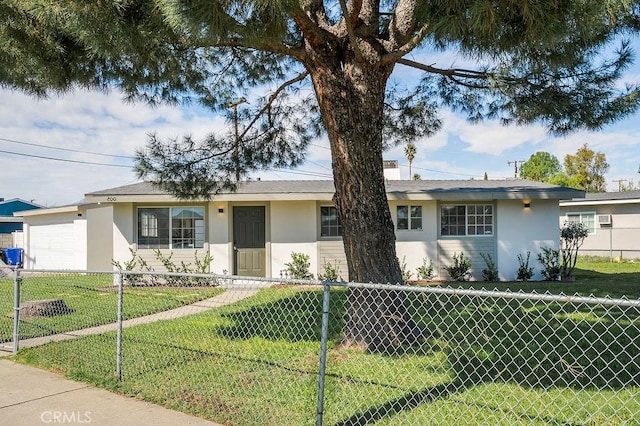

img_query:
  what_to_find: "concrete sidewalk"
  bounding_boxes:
[0,358,220,425]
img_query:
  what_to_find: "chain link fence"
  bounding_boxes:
[2,267,639,425]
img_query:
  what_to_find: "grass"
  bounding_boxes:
[0,273,223,343]
[10,260,640,425]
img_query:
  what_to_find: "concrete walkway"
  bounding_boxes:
[0,359,220,425]
[16,286,259,349]
[0,284,266,425]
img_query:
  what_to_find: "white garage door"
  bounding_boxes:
[29,223,77,269]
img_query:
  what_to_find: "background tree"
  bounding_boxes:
[564,144,610,192]
[2,1,640,349]
[520,152,562,182]
[404,143,416,180]
[620,179,640,191]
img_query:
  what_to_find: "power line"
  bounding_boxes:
[263,167,333,178]
[0,149,133,168]
[0,137,136,159]
[408,163,502,179]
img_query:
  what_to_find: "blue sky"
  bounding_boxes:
[1,51,640,207]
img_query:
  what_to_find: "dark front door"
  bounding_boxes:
[233,206,266,276]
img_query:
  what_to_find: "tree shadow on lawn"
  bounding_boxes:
[416,290,640,389]
[212,286,639,423]
[215,287,639,389]
[216,288,347,342]
[333,290,640,424]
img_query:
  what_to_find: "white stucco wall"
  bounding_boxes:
[86,205,114,270]
[209,201,231,274]
[496,199,559,281]
[112,204,134,268]
[270,201,318,277]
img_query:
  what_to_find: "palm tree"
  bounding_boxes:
[404,143,416,180]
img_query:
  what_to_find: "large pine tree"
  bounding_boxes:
[2,0,639,348]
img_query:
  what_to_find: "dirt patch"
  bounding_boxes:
[20,299,74,318]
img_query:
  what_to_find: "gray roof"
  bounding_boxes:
[86,179,584,200]
[562,189,640,203]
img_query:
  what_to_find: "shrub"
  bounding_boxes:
[416,258,435,281]
[444,252,471,282]
[538,247,561,281]
[111,248,152,285]
[318,259,343,282]
[560,221,589,279]
[285,252,314,280]
[398,256,413,283]
[112,248,215,286]
[516,251,534,281]
[480,253,499,282]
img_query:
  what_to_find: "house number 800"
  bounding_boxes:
[106,197,117,202]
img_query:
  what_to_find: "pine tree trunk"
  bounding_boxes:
[307,57,416,350]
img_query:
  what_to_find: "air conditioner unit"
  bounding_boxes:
[598,214,612,226]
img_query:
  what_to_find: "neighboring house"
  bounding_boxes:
[559,190,640,260]
[0,198,41,248]
[19,179,583,281]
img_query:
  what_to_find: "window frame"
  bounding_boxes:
[396,205,423,231]
[136,206,206,249]
[565,211,596,235]
[440,203,494,237]
[320,205,342,238]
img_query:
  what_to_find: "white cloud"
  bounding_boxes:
[0,89,226,206]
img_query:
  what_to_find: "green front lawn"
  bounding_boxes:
[11,260,640,425]
[0,273,223,343]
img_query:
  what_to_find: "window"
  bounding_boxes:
[320,206,342,237]
[140,211,158,237]
[566,212,596,234]
[397,205,422,230]
[441,204,493,236]
[138,207,205,249]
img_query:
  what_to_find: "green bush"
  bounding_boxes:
[397,256,413,283]
[480,253,499,282]
[112,248,215,286]
[444,252,471,282]
[538,247,560,281]
[560,221,589,279]
[416,258,435,281]
[516,251,534,281]
[285,252,314,279]
[318,259,343,282]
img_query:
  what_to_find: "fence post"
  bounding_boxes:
[12,267,22,355]
[315,281,331,426]
[116,271,124,381]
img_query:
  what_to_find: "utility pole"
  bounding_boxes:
[507,160,525,178]
[228,99,247,182]
[612,178,628,191]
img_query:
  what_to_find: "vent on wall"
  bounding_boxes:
[598,214,612,226]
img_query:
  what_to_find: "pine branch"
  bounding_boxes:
[239,70,310,140]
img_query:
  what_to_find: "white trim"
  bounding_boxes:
[560,198,640,207]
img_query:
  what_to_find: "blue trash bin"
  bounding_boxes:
[5,248,23,267]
